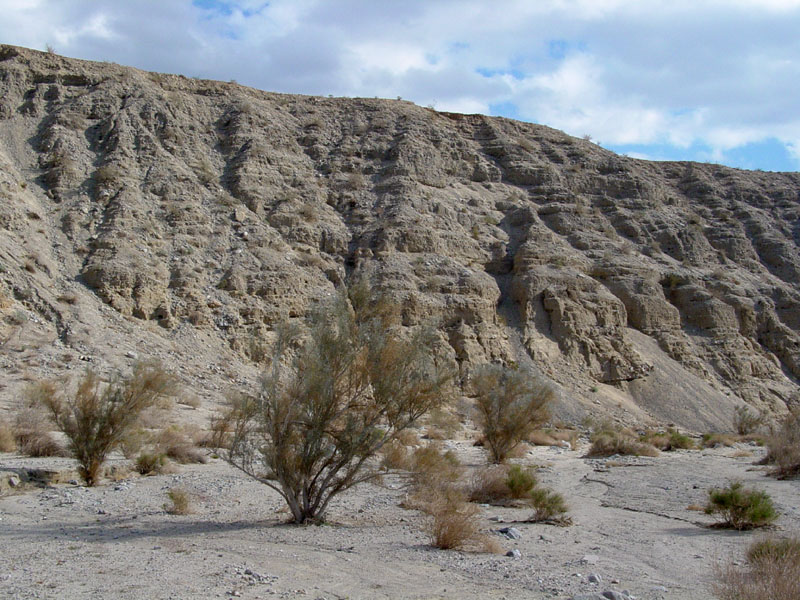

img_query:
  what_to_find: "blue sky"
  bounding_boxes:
[1,0,799,171]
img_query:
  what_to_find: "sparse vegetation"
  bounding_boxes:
[13,406,65,457]
[155,426,207,464]
[472,364,553,463]
[640,428,695,451]
[734,406,765,436]
[135,452,168,475]
[714,537,800,600]
[0,417,17,452]
[705,482,778,530]
[164,487,192,515]
[214,285,453,523]
[30,363,175,486]
[527,487,570,524]
[763,409,800,479]
[586,421,659,457]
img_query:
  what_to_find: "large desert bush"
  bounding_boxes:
[31,363,174,486]
[472,364,553,463]
[215,285,453,523]
[704,482,778,530]
[714,537,800,600]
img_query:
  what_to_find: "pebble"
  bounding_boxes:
[499,526,521,540]
[505,549,521,559]
[588,573,602,583]
[580,554,599,565]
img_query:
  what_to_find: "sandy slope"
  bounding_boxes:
[2,442,799,600]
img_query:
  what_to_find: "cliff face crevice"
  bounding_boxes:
[1,45,798,430]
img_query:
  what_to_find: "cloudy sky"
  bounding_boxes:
[2,0,799,171]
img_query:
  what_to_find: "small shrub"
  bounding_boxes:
[705,482,778,530]
[734,406,766,435]
[31,363,174,485]
[472,364,553,463]
[528,487,570,524]
[641,428,695,451]
[380,440,412,471]
[703,432,740,448]
[468,465,511,504]
[714,537,800,600]
[155,426,207,464]
[764,410,800,479]
[164,487,192,515]
[13,407,65,457]
[410,445,462,489]
[506,464,537,499]
[424,490,487,551]
[135,452,167,475]
[587,422,659,457]
[529,428,577,449]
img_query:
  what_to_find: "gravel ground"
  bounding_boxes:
[2,442,798,600]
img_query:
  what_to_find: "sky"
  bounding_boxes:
[1,0,799,172]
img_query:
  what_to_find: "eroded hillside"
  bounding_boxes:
[0,45,798,430]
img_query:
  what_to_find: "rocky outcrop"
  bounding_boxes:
[0,45,798,429]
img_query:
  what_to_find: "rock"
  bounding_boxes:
[7,476,20,488]
[602,592,628,600]
[499,526,521,539]
[125,350,138,359]
[505,549,521,559]
[581,554,600,565]
[588,573,602,583]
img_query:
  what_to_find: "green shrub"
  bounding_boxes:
[705,482,778,530]
[527,487,570,524]
[164,487,192,515]
[641,428,695,451]
[506,464,537,499]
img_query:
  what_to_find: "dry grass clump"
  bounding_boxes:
[586,422,659,457]
[423,407,462,440]
[381,439,413,471]
[135,452,168,475]
[640,428,695,451]
[763,410,800,479]
[714,537,800,600]
[468,465,513,504]
[13,407,66,457]
[702,433,741,448]
[705,482,778,530]
[734,406,766,436]
[422,486,500,552]
[155,426,207,464]
[164,487,192,515]
[0,417,17,452]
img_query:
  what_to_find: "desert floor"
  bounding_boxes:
[2,441,799,600]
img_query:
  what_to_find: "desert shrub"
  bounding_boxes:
[472,364,553,463]
[155,426,207,464]
[714,537,800,600]
[641,428,695,451]
[587,422,659,457]
[135,452,167,475]
[468,465,511,504]
[13,407,65,457]
[734,406,765,436]
[215,285,453,523]
[0,417,17,452]
[763,410,800,479]
[506,464,537,499]
[702,432,740,448]
[705,482,778,530]
[381,440,413,471]
[529,428,577,449]
[424,488,486,551]
[410,446,463,489]
[164,487,192,515]
[31,362,174,486]
[528,487,570,524]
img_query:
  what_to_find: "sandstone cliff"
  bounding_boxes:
[1,45,798,431]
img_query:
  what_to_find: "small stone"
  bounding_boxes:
[8,476,20,488]
[506,549,521,559]
[581,554,599,565]
[602,592,627,600]
[126,350,138,359]
[588,573,602,583]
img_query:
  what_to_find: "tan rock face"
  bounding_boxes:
[0,45,798,429]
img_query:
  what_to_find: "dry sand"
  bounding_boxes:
[2,441,799,600]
